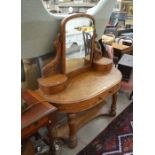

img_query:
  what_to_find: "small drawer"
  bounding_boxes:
[97,84,120,102]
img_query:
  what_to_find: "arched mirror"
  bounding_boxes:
[61,14,95,74]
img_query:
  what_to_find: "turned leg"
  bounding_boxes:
[110,92,117,116]
[99,93,117,117]
[67,113,77,148]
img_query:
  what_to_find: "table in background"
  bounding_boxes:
[112,43,133,64]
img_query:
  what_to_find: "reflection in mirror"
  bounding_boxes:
[65,17,94,73]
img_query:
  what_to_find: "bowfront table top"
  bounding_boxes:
[38,67,122,113]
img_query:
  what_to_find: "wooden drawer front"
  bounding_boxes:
[22,116,49,139]
[98,83,120,101]
[58,83,121,113]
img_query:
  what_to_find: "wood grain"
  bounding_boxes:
[93,57,113,73]
[38,67,121,113]
[38,74,68,95]
[42,34,63,77]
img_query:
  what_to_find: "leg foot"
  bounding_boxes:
[68,136,77,149]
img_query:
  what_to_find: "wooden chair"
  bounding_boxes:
[82,31,92,56]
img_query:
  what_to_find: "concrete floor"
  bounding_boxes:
[60,91,131,155]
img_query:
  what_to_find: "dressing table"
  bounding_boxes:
[37,13,122,148]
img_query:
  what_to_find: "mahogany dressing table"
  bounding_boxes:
[37,13,122,148]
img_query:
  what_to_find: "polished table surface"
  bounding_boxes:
[38,67,122,113]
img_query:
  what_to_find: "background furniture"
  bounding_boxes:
[21,89,57,152]
[118,54,133,99]
[118,54,133,81]
[112,42,133,64]
[100,44,133,100]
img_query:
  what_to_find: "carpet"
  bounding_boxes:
[77,103,133,155]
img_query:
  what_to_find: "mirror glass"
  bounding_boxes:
[65,17,94,73]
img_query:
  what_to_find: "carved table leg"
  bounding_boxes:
[99,92,118,117]
[110,92,117,116]
[67,113,77,148]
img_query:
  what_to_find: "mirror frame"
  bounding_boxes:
[60,13,96,74]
